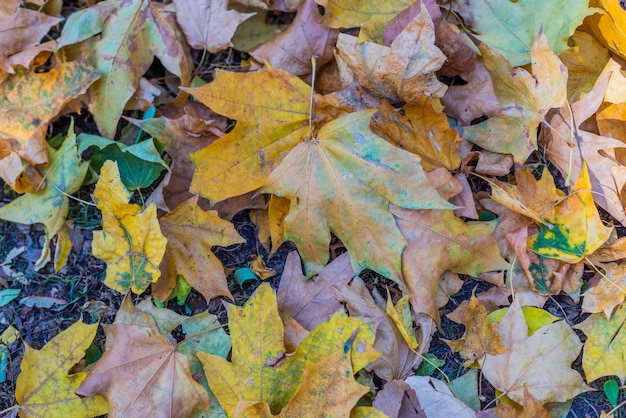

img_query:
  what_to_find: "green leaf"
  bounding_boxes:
[468,0,596,66]
[78,133,167,190]
[604,379,619,407]
[0,289,20,307]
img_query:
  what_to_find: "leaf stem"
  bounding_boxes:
[308,55,318,141]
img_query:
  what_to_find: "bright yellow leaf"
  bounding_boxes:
[197,283,379,417]
[581,0,626,61]
[528,163,613,263]
[386,294,418,350]
[92,160,167,294]
[184,66,311,204]
[15,320,108,418]
[575,304,626,382]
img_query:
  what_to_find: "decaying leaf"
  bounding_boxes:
[262,110,453,281]
[575,304,626,383]
[57,0,192,137]
[156,196,245,301]
[480,300,590,404]
[0,62,99,166]
[173,0,254,53]
[462,32,567,163]
[581,0,626,61]
[444,294,505,366]
[335,4,446,102]
[92,160,167,294]
[196,283,379,416]
[76,323,210,417]
[184,66,310,203]
[0,130,89,268]
[394,207,509,322]
[15,320,108,418]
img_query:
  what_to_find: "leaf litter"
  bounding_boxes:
[1,0,626,416]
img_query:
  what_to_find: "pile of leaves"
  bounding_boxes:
[1,0,626,416]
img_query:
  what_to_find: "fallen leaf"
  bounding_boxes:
[468,0,595,66]
[394,207,510,323]
[334,277,424,381]
[15,320,108,418]
[480,300,590,404]
[405,376,476,418]
[527,164,613,264]
[249,255,277,280]
[581,261,626,317]
[0,5,60,73]
[372,379,424,418]
[76,323,210,417]
[581,0,626,61]
[250,0,338,76]
[57,0,192,137]
[234,347,369,417]
[371,99,461,171]
[314,0,412,41]
[441,59,500,125]
[335,5,447,103]
[156,196,245,302]
[173,0,254,53]
[386,294,418,349]
[444,294,506,366]
[558,31,609,101]
[262,110,452,281]
[277,251,353,330]
[461,32,567,163]
[539,65,626,225]
[481,386,550,418]
[196,283,379,416]
[0,129,89,268]
[0,62,100,166]
[92,160,167,294]
[184,66,310,203]
[575,304,626,382]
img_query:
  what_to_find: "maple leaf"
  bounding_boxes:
[581,0,626,61]
[575,305,626,383]
[92,160,167,294]
[57,0,192,137]
[581,262,626,318]
[393,207,510,323]
[0,129,89,269]
[462,32,567,163]
[15,320,108,418]
[0,5,60,73]
[314,0,412,41]
[444,295,505,366]
[404,376,476,417]
[0,62,100,166]
[234,348,370,417]
[76,323,210,417]
[183,66,311,203]
[262,110,453,281]
[527,164,612,263]
[173,0,254,53]
[540,66,626,225]
[480,300,590,404]
[250,0,338,76]
[468,0,595,66]
[334,277,423,381]
[371,99,461,171]
[156,196,245,302]
[196,283,379,417]
[277,251,354,330]
[484,386,550,418]
[559,31,609,102]
[335,4,447,103]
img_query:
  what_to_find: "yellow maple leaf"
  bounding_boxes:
[197,283,379,417]
[581,0,626,61]
[575,304,626,383]
[183,66,311,204]
[92,160,167,294]
[15,320,108,418]
[528,163,613,263]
